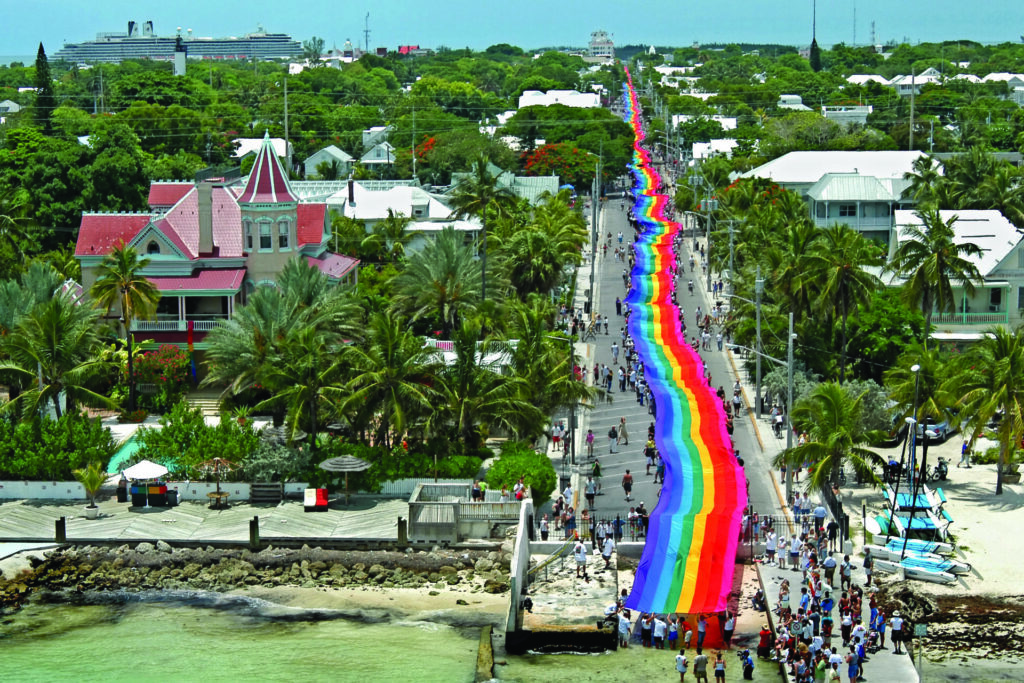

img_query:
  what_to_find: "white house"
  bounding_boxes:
[846,75,890,87]
[517,90,600,109]
[360,141,396,167]
[822,105,873,127]
[672,114,738,131]
[692,139,738,159]
[303,145,354,179]
[889,209,1024,339]
[889,67,942,97]
[362,125,393,150]
[742,151,928,244]
[0,99,21,114]
[777,95,812,111]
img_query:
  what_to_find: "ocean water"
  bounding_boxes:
[0,593,480,683]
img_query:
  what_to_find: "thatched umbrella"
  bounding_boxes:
[318,455,371,504]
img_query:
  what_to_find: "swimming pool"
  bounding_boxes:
[107,436,140,474]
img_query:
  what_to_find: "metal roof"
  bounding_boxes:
[807,174,896,202]
[893,210,1021,277]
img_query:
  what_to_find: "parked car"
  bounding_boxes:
[916,416,953,442]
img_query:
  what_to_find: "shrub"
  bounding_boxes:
[243,442,312,482]
[485,441,557,505]
[134,400,260,478]
[133,344,192,412]
[0,414,117,480]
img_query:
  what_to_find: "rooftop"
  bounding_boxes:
[893,209,1020,276]
[742,151,928,186]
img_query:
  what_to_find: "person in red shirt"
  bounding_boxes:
[757,624,772,659]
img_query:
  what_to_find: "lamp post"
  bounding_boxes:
[786,312,796,503]
[908,363,922,489]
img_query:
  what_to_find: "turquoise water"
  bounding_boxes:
[0,596,480,683]
[108,437,140,474]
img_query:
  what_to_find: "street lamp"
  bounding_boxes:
[908,364,922,489]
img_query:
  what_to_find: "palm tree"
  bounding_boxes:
[764,221,820,321]
[884,344,951,421]
[430,320,543,449]
[360,210,414,263]
[0,185,33,266]
[0,291,113,420]
[255,325,346,448]
[339,311,441,447]
[89,242,161,334]
[773,382,885,497]
[447,156,517,300]
[901,155,948,207]
[946,326,1024,495]
[974,164,1024,230]
[887,208,983,343]
[392,226,482,335]
[803,224,882,384]
[204,258,359,401]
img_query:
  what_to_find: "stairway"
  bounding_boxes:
[184,392,222,417]
[251,482,283,504]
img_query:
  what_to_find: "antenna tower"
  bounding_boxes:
[363,13,370,55]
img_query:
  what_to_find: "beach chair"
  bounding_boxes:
[304,487,329,512]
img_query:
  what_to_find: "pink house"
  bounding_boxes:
[75,133,359,358]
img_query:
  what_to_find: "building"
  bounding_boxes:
[362,125,393,150]
[587,30,614,62]
[360,141,396,168]
[233,137,292,161]
[741,151,927,245]
[692,139,738,159]
[75,133,359,356]
[888,210,1024,340]
[672,114,738,131]
[303,145,355,179]
[517,90,600,109]
[0,99,22,114]
[54,21,301,64]
[822,105,873,127]
[449,161,560,205]
[777,95,813,111]
[889,67,941,97]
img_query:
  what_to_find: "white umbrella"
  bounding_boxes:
[122,459,169,480]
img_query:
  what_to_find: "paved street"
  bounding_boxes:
[555,199,785,530]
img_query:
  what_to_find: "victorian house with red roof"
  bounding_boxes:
[75,133,358,357]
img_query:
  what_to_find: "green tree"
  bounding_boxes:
[392,226,482,335]
[0,291,113,420]
[339,311,441,448]
[804,224,882,383]
[303,36,326,67]
[774,382,885,496]
[448,156,518,301]
[33,43,55,135]
[946,326,1024,495]
[89,243,161,334]
[887,208,983,342]
[485,441,557,505]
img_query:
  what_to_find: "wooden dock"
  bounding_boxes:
[0,497,405,544]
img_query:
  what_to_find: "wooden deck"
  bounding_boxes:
[0,497,404,544]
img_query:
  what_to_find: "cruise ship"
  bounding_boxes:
[53,21,302,64]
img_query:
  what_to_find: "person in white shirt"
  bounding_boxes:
[619,610,632,648]
[675,651,688,680]
[765,531,777,565]
[602,536,615,569]
[890,611,905,654]
[574,540,588,579]
[653,615,668,649]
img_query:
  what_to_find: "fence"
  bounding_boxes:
[407,483,523,544]
[536,515,648,544]
[378,478,470,498]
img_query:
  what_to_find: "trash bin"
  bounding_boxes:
[166,489,178,507]
[117,486,128,503]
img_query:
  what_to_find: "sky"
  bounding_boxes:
[3,0,1024,58]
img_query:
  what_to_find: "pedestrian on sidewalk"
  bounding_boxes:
[592,459,602,492]
[611,341,620,364]
[604,315,610,334]
[958,439,972,468]
[585,477,597,509]
[608,425,618,453]
[616,297,622,316]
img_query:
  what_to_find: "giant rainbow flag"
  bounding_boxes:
[621,68,747,617]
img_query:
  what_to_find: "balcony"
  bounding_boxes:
[931,310,1009,326]
[131,315,229,333]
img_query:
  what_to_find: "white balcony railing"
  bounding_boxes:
[131,318,227,333]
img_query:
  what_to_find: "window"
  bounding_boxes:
[1018,286,1024,310]
[815,204,826,218]
[146,241,160,255]
[259,223,272,250]
[244,220,253,251]
[278,220,290,249]
[991,288,1003,308]
[838,204,856,217]
[1018,249,1024,269]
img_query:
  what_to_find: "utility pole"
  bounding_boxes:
[755,267,764,418]
[589,146,601,317]
[785,311,795,503]
[283,78,290,172]
[411,106,416,180]
[728,220,736,294]
[363,13,371,55]
[909,70,915,151]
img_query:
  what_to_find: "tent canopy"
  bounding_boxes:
[122,459,169,480]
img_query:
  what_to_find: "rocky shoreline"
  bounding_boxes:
[0,542,513,614]
[877,582,1024,666]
